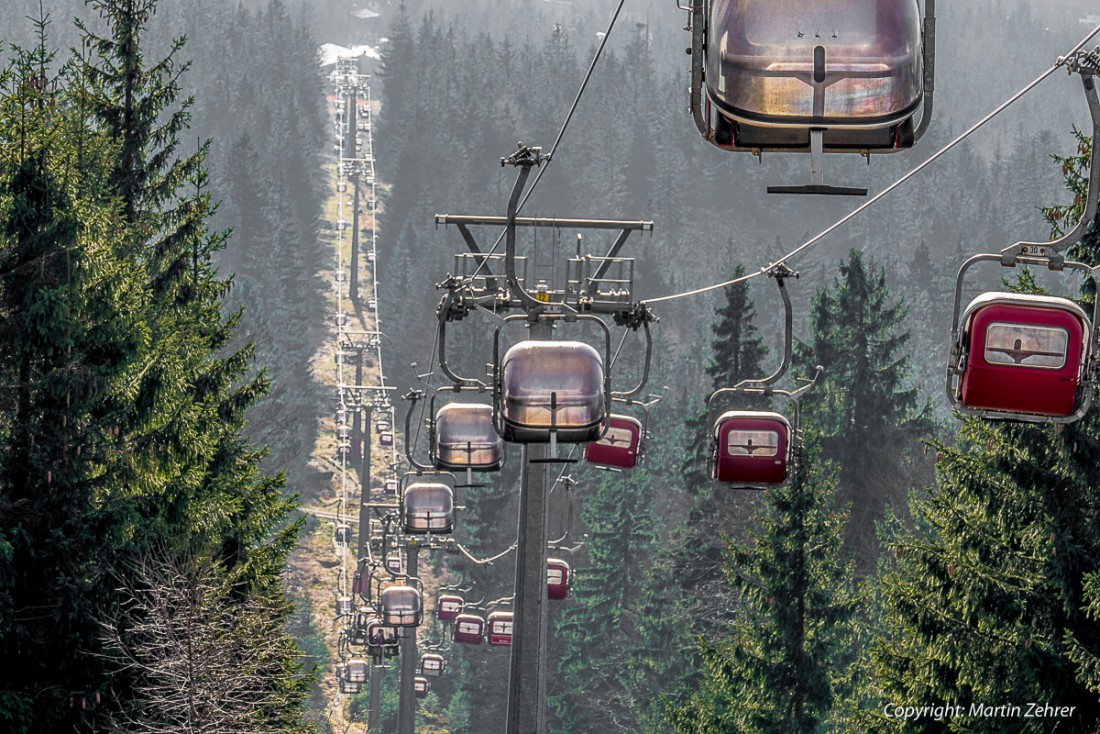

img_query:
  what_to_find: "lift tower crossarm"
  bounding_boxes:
[454,222,499,292]
[435,214,654,231]
[432,213,654,317]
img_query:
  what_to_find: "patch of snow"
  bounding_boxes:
[319,43,382,68]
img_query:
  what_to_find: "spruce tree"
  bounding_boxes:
[801,250,934,571]
[672,263,770,639]
[0,3,312,730]
[0,31,151,732]
[862,134,1100,732]
[665,438,858,734]
[551,467,662,733]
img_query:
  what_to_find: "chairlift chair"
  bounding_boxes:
[433,402,503,472]
[546,558,572,601]
[402,481,455,534]
[336,664,361,694]
[380,585,422,627]
[349,608,374,646]
[496,339,609,445]
[684,0,936,195]
[437,594,465,621]
[487,610,514,646]
[946,54,1100,423]
[452,613,485,644]
[712,411,792,485]
[334,522,351,545]
[345,659,369,684]
[367,621,399,651]
[420,653,446,677]
[584,413,644,469]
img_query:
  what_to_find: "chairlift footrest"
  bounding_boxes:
[529,458,578,464]
[767,184,868,196]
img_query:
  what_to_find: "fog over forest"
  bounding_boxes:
[1,0,1100,732]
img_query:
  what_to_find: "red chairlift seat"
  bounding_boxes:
[452,613,485,645]
[956,293,1090,418]
[547,558,572,601]
[500,341,606,443]
[414,677,431,699]
[420,653,446,677]
[402,482,455,534]
[712,411,792,486]
[487,611,514,646]
[437,595,465,621]
[380,585,422,627]
[434,403,503,471]
[584,414,643,469]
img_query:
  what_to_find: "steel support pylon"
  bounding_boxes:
[505,318,552,734]
[396,543,420,734]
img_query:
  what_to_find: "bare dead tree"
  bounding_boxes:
[96,548,313,734]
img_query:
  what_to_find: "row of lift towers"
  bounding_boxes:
[325,2,1100,729]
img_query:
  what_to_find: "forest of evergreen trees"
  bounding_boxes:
[369,2,1100,732]
[2,0,1100,732]
[0,0,326,732]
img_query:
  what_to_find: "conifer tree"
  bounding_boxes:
[864,398,1100,731]
[673,263,770,637]
[0,3,313,731]
[0,28,151,731]
[801,250,934,571]
[551,467,662,733]
[862,134,1100,732]
[665,438,858,734]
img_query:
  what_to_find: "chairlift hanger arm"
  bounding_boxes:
[499,143,546,314]
[486,596,515,610]
[548,531,569,546]
[708,364,823,411]
[612,319,653,399]
[687,0,707,138]
[453,541,518,566]
[1000,63,1100,263]
[436,312,488,387]
[734,267,796,390]
[788,365,825,401]
[913,0,936,143]
[401,390,434,472]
